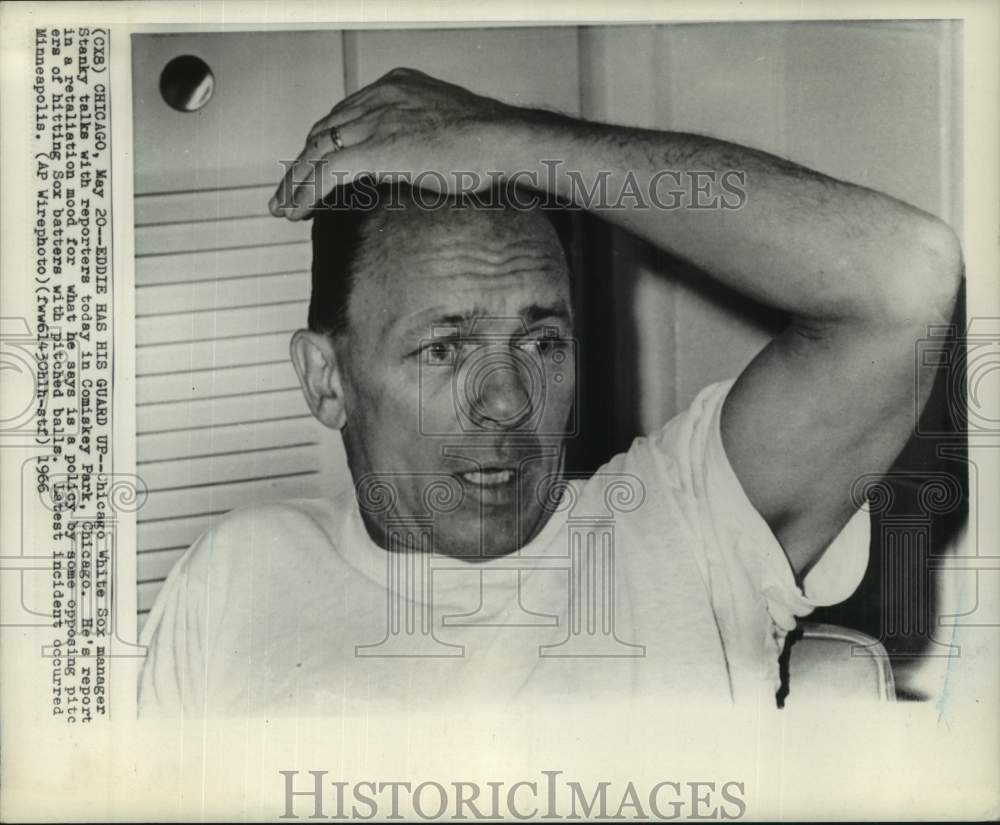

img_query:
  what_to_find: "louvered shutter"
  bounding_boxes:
[132,33,351,631]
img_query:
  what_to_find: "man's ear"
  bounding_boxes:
[290,329,348,430]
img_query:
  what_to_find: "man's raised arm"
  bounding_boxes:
[270,67,964,577]
[528,112,963,575]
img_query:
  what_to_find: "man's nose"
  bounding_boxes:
[470,357,533,429]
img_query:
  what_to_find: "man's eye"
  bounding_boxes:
[520,336,567,358]
[423,340,458,365]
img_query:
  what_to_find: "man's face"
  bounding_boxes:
[335,202,576,559]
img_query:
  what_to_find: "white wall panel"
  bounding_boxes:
[346,27,582,113]
[580,21,959,425]
[132,31,346,193]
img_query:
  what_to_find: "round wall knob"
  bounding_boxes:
[159,54,215,112]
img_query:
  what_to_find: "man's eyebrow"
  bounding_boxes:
[521,302,572,325]
[433,305,570,327]
[430,312,473,327]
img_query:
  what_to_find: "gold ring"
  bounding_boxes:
[329,125,344,152]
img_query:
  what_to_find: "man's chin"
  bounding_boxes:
[433,506,551,561]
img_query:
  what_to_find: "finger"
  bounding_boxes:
[286,119,374,213]
[303,77,400,140]
[268,88,378,215]
[270,130,341,215]
[305,102,370,144]
[305,103,392,148]
[281,146,378,222]
[269,115,376,216]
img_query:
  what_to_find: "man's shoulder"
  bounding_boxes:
[140,491,360,655]
[592,379,735,484]
[179,491,354,580]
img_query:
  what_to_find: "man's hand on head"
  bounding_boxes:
[268,67,526,220]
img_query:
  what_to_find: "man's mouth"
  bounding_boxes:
[458,468,515,487]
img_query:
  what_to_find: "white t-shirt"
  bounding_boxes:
[138,380,870,716]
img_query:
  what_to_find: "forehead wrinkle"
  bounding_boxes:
[408,236,560,261]
[352,218,565,288]
[408,264,565,286]
[346,206,569,342]
[406,250,564,279]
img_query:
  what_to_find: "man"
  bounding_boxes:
[139,69,962,715]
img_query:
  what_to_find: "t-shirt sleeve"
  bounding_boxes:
[647,379,871,699]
